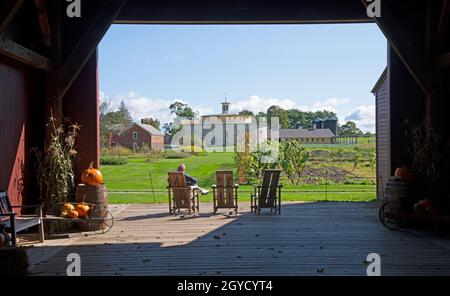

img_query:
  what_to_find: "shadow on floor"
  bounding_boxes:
[28,201,450,276]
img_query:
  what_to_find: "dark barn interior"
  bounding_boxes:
[1,0,450,231]
[3,0,450,277]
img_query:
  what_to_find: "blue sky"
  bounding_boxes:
[99,24,386,132]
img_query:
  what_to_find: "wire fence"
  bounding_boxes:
[107,169,377,202]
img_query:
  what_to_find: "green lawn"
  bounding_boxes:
[101,153,376,204]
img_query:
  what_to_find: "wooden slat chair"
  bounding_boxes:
[212,170,238,214]
[251,170,283,215]
[167,172,199,214]
[0,191,44,245]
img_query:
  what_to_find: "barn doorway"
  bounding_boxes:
[97,24,386,204]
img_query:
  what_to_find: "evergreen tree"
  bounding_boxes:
[117,100,133,126]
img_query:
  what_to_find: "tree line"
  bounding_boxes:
[99,99,372,147]
[238,106,370,136]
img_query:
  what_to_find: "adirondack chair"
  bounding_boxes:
[167,172,199,214]
[251,170,283,215]
[212,170,238,214]
[0,191,44,245]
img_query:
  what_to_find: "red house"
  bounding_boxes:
[114,121,164,151]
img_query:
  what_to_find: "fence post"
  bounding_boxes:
[149,171,156,203]
[325,170,328,201]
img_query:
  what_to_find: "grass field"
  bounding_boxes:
[102,152,376,204]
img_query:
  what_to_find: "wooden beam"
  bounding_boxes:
[0,35,51,71]
[116,0,372,24]
[0,0,24,33]
[437,0,450,46]
[361,0,429,95]
[34,0,51,47]
[58,0,127,100]
[436,52,450,68]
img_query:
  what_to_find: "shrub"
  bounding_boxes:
[100,156,129,165]
[101,146,133,156]
[164,151,190,159]
[174,145,207,156]
[146,150,166,162]
[136,143,150,154]
[179,145,204,153]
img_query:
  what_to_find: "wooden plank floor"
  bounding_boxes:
[27,201,450,276]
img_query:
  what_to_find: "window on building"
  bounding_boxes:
[133,143,138,151]
[133,132,138,139]
[322,138,325,142]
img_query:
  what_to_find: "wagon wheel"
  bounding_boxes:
[98,211,114,234]
[379,201,405,230]
[88,209,114,235]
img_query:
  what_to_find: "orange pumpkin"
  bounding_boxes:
[418,199,437,215]
[418,199,433,208]
[62,203,74,213]
[75,203,90,218]
[81,162,103,186]
[413,203,426,215]
[67,210,79,218]
[394,166,413,181]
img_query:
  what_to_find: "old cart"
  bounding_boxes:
[43,202,114,236]
[378,177,450,231]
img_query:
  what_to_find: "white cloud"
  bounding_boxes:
[230,95,298,113]
[311,97,350,112]
[345,105,375,133]
[101,91,212,125]
[230,95,350,114]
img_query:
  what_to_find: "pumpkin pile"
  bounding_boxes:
[81,162,103,186]
[60,202,90,218]
[414,199,437,216]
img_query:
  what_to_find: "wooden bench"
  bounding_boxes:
[0,192,44,245]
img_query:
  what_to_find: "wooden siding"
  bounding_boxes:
[28,202,450,276]
[375,69,390,199]
[0,55,43,207]
[63,50,100,180]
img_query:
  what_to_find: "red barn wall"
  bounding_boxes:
[0,55,44,207]
[63,50,100,182]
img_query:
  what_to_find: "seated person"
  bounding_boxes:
[177,164,209,194]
